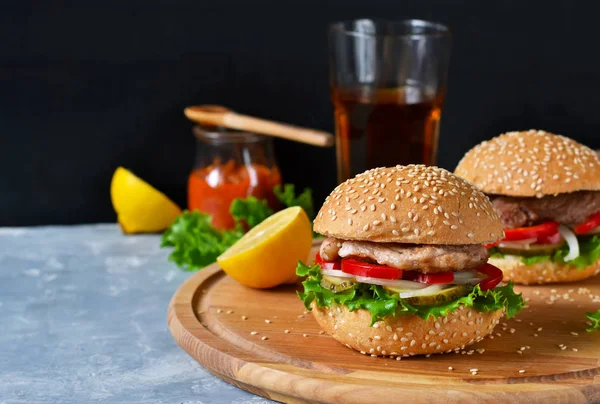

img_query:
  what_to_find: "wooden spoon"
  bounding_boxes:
[184,105,335,147]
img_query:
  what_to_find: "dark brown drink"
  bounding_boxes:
[331,86,445,183]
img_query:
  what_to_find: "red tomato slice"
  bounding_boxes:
[573,212,600,235]
[503,222,559,241]
[403,270,454,284]
[315,253,341,270]
[475,263,503,291]
[341,259,402,280]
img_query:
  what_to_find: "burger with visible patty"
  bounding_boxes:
[455,130,600,285]
[296,165,524,357]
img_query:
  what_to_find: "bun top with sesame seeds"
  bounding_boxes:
[314,165,504,245]
[454,130,600,197]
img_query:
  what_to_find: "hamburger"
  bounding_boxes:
[296,165,524,357]
[455,130,600,285]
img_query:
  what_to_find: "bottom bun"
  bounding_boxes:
[310,301,503,357]
[489,255,600,285]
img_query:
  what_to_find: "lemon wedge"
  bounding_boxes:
[217,206,312,288]
[110,167,182,234]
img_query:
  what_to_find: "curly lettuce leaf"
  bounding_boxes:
[586,309,600,332]
[274,184,315,219]
[160,211,243,270]
[230,196,273,229]
[162,184,316,271]
[161,198,272,271]
[296,262,525,325]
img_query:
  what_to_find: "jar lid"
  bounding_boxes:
[193,125,268,144]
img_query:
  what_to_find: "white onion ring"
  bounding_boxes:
[559,225,580,261]
[320,269,353,278]
[354,276,427,290]
[498,237,538,249]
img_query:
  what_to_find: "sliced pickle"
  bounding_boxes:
[320,275,356,293]
[497,240,565,257]
[400,284,471,306]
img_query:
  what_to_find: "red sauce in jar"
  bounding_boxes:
[188,159,282,230]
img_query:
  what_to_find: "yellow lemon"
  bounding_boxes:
[217,206,312,288]
[110,167,182,234]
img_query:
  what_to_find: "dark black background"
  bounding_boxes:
[2,0,600,226]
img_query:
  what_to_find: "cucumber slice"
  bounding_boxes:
[497,240,565,257]
[321,275,356,293]
[391,284,471,306]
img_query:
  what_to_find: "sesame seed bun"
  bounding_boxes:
[314,165,504,245]
[310,301,504,357]
[489,255,600,285]
[454,130,600,197]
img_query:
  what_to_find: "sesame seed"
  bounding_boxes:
[303,334,308,337]
[261,336,269,340]
[250,331,258,335]
[519,369,526,373]
[284,329,290,333]
[241,316,247,320]
[265,319,271,323]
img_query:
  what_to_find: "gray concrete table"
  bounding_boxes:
[0,224,273,404]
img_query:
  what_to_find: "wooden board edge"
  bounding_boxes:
[166,263,599,403]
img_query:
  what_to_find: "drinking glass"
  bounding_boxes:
[329,19,451,183]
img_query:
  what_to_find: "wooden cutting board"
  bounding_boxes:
[168,244,600,403]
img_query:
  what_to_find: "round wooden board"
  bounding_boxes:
[168,245,600,403]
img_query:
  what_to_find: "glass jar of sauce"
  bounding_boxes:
[188,125,282,230]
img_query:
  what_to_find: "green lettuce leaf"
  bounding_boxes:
[162,184,317,271]
[296,262,525,325]
[230,196,273,229]
[586,309,600,332]
[274,184,315,219]
[160,211,243,270]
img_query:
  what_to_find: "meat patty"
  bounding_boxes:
[491,191,600,228]
[320,237,342,261]
[319,237,488,273]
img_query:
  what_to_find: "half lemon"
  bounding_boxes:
[217,206,312,288]
[110,167,182,234]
